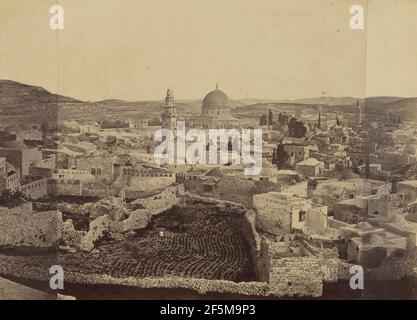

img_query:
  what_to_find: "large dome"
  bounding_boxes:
[202,89,229,109]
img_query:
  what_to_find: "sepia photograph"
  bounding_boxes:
[1,0,417,306]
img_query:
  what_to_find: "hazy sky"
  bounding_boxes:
[0,0,415,101]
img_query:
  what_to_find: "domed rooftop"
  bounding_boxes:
[203,85,229,109]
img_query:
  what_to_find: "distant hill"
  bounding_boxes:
[0,80,84,118]
[365,96,404,104]
[0,80,82,106]
[364,97,417,121]
[94,99,127,105]
[1,79,417,121]
[293,97,359,106]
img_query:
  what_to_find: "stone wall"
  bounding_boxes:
[20,178,48,200]
[397,182,417,204]
[269,256,324,297]
[0,205,63,249]
[119,168,175,193]
[240,210,265,281]
[0,202,33,215]
[75,157,115,179]
[47,179,83,197]
[82,182,118,198]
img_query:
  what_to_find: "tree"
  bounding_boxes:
[148,117,162,126]
[259,114,267,126]
[275,144,288,169]
[268,109,273,126]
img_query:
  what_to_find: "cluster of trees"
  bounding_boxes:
[288,118,307,138]
[259,109,274,126]
[259,114,268,126]
[148,117,162,126]
[100,119,129,129]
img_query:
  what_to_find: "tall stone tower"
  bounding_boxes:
[161,88,177,129]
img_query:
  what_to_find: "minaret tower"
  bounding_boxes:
[161,88,177,129]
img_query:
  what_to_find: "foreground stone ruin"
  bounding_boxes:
[0,184,358,298]
[5,179,416,298]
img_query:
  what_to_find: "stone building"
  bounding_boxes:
[0,143,42,176]
[347,230,407,267]
[259,237,340,297]
[71,156,116,179]
[29,167,95,183]
[0,159,20,191]
[295,158,324,177]
[119,166,175,193]
[282,138,310,165]
[253,192,312,234]
[397,180,417,204]
[310,178,389,213]
[334,197,367,224]
[129,119,148,129]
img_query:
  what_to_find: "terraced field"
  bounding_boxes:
[58,204,255,282]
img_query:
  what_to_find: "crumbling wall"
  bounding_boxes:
[62,184,185,251]
[79,215,112,251]
[61,219,86,249]
[131,184,183,214]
